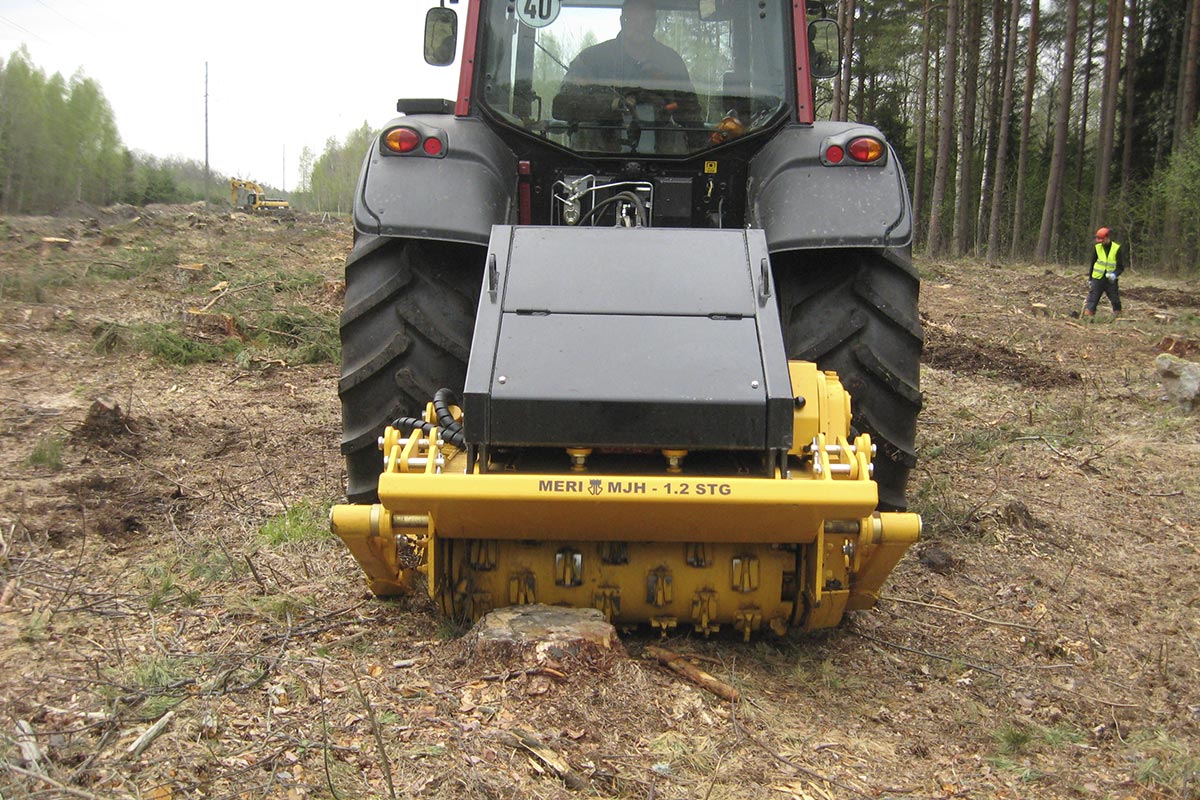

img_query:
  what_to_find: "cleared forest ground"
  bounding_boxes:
[1,205,1198,799]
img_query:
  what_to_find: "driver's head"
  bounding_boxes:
[620,0,657,44]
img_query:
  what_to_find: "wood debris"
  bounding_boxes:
[491,728,588,790]
[645,644,740,702]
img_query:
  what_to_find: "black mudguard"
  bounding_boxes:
[747,122,912,253]
[353,116,518,245]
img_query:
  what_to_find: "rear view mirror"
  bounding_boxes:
[424,6,458,66]
[807,18,841,79]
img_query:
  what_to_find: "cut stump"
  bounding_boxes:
[462,604,625,666]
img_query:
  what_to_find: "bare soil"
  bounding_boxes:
[1,206,1198,799]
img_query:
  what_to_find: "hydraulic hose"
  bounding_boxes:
[432,388,466,448]
[581,191,647,227]
[391,387,465,449]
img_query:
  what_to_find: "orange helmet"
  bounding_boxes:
[1095,227,1111,240]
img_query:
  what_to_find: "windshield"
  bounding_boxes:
[478,0,791,156]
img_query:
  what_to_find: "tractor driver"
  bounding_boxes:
[552,0,702,153]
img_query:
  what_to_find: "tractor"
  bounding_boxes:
[330,0,922,638]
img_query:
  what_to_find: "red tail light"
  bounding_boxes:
[825,145,845,164]
[422,137,443,156]
[847,136,884,163]
[384,127,421,153]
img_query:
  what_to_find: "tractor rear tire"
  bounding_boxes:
[339,235,483,503]
[773,247,923,510]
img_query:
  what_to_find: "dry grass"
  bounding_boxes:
[1,209,1199,798]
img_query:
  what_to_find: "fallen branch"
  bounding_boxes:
[244,553,268,594]
[351,667,397,800]
[126,709,174,758]
[6,763,105,800]
[198,287,230,312]
[457,666,569,686]
[731,715,873,799]
[0,577,18,608]
[492,729,588,791]
[243,322,306,342]
[881,596,1039,631]
[1051,684,1142,709]
[1121,489,1185,498]
[645,645,740,703]
[14,720,45,773]
[849,630,1003,678]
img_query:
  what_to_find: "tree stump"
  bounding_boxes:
[461,604,625,666]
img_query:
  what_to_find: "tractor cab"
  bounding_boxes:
[490,2,825,158]
[434,1,838,160]
[412,0,842,230]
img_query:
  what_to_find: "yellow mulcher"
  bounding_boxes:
[331,226,919,639]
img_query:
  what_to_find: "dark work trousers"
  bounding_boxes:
[1085,276,1121,313]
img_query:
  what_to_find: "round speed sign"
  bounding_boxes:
[517,0,561,28]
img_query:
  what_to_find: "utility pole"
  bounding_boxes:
[204,62,210,205]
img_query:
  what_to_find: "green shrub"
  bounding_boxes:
[259,501,331,546]
[27,433,65,471]
[132,323,238,365]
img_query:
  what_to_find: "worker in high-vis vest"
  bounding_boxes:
[1084,227,1126,319]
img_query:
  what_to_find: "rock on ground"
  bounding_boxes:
[1155,352,1200,410]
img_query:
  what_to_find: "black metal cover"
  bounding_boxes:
[463,226,793,451]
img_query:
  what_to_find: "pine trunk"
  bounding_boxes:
[927,0,959,257]
[1010,0,1040,259]
[1164,0,1200,267]
[837,0,857,122]
[913,0,934,247]
[977,0,1007,251]
[1034,0,1080,262]
[832,0,847,120]
[1119,0,1141,200]
[1075,0,1098,192]
[1091,0,1124,230]
[1177,0,1200,146]
[953,0,984,256]
[988,0,1022,263]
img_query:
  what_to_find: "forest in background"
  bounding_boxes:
[825,0,1200,269]
[3,0,1200,271]
[0,47,286,213]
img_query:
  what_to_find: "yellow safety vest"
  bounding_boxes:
[1092,242,1120,279]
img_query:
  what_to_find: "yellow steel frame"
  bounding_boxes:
[329,363,921,636]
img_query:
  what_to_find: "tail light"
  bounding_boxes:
[847,136,884,162]
[384,127,421,153]
[821,133,887,167]
[382,125,447,158]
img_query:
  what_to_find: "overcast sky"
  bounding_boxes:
[1,0,461,191]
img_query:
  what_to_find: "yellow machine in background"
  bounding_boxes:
[229,178,290,212]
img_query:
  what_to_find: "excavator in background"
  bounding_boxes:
[229,178,290,212]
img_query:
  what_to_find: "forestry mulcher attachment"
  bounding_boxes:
[331,0,923,637]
